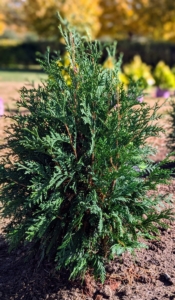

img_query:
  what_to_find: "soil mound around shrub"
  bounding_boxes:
[1,182,175,300]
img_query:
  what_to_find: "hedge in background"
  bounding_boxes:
[0,41,64,69]
[1,39,175,69]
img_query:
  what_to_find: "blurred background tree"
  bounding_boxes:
[98,0,175,41]
[1,0,175,42]
[0,13,5,36]
[0,0,9,36]
[141,0,175,41]
[0,0,25,37]
[97,0,149,40]
[23,0,102,40]
[1,0,175,69]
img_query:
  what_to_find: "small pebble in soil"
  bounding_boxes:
[102,285,113,298]
[160,273,174,285]
[95,295,103,300]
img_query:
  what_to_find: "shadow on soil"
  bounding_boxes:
[0,234,78,300]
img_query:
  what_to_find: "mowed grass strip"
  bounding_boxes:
[0,70,47,82]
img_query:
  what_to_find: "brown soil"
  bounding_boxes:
[1,83,175,299]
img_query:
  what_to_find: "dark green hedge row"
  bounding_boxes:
[0,41,65,70]
[117,40,175,68]
[1,39,175,69]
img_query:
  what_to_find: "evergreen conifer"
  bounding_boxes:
[0,23,173,282]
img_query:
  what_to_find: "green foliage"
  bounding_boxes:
[167,99,175,151]
[153,61,175,89]
[0,25,174,283]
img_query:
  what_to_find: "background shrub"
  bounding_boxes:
[153,61,175,89]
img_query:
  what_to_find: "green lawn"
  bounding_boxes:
[0,71,48,82]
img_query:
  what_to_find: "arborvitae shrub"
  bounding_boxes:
[167,100,175,151]
[0,25,173,283]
